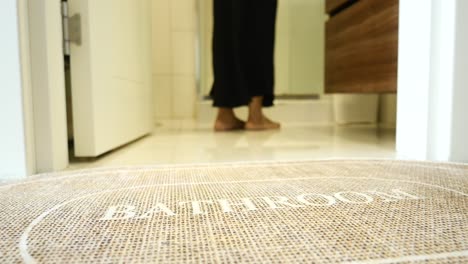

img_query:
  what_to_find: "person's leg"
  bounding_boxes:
[211,0,249,130]
[244,0,280,130]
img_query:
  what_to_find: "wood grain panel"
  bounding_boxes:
[325,0,399,93]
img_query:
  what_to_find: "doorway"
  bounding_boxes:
[66,0,397,170]
[23,0,400,174]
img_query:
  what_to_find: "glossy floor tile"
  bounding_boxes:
[67,120,396,171]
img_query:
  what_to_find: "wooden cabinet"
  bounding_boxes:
[325,0,399,93]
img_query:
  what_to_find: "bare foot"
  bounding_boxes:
[214,108,245,131]
[245,115,281,131]
[246,96,280,130]
[214,117,245,131]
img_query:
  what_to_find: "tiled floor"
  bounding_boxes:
[67,120,396,171]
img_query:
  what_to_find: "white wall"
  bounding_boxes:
[0,0,29,180]
[152,0,197,120]
[28,1,69,172]
[450,0,468,161]
[1,0,69,179]
[397,0,468,162]
[277,0,327,95]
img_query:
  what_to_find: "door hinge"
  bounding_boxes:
[61,1,82,55]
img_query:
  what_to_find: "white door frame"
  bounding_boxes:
[26,0,70,174]
[0,0,36,180]
[2,0,69,179]
[8,0,468,178]
[396,0,468,162]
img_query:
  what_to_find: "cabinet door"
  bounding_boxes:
[325,0,399,93]
[68,0,153,157]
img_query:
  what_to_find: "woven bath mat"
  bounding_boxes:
[0,160,467,263]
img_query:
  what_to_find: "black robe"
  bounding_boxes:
[211,0,278,108]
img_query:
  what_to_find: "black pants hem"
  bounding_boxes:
[211,94,275,108]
